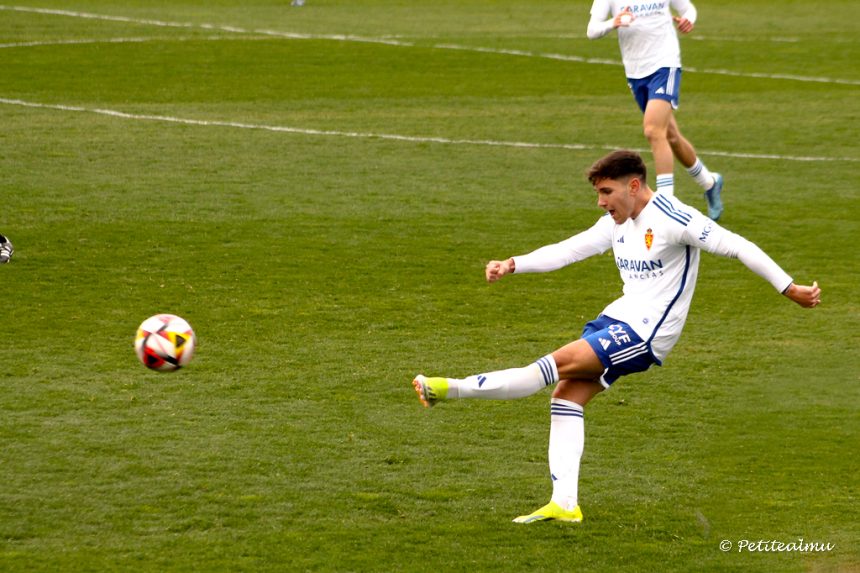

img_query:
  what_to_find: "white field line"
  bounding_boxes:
[0,35,258,49]
[688,35,799,43]
[0,37,150,49]
[1,4,859,86]
[0,5,415,46]
[1,97,856,163]
[515,33,803,43]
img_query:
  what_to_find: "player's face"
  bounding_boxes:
[594,177,636,223]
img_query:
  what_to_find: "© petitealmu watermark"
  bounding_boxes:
[719,538,835,553]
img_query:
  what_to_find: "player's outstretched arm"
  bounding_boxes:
[486,258,515,283]
[686,217,821,310]
[783,281,821,308]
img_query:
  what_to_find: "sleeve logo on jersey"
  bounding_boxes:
[699,222,713,243]
[645,228,654,250]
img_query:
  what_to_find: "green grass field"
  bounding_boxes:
[1,1,858,571]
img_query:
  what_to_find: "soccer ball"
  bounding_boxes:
[135,314,196,372]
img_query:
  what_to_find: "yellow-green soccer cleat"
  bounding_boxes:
[412,375,448,408]
[512,501,583,524]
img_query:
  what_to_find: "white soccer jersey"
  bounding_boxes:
[512,193,793,363]
[588,0,697,79]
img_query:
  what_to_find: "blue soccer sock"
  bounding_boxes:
[448,355,558,400]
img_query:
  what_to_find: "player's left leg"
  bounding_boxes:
[512,341,604,523]
[511,376,603,524]
[514,317,656,524]
[665,113,698,168]
[666,116,724,221]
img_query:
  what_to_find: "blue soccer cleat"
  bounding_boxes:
[704,173,724,221]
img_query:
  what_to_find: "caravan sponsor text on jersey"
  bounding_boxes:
[628,2,668,17]
[616,256,665,280]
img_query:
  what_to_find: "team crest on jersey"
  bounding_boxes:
[645,228,654,250]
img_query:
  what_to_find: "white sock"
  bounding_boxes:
[656,173,674,196]
[449,355,558,400]
[549,398,585,511]
[686,158,716,190]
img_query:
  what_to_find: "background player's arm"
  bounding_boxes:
[671,0,697,34]
[587,0,628,39]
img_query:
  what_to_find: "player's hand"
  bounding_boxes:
[614,8,634,28]
[486,258,515,283]
[783,281,821,308]
[673,16,694,34]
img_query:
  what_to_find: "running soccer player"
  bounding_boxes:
[412,150,820,524]
[587,0,725,220]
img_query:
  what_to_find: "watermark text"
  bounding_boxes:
[719,538,834,553]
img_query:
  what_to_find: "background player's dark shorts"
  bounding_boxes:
[581,315,658,387]
[627,67,682,113]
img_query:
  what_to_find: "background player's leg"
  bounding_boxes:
[666,115,717,189]
[666,114,697,169]
[642,100,675,195]
[666,115,723,220]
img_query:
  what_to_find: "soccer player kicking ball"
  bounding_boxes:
[412,150,820,524]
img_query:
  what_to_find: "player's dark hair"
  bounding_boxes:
[587,150,647,185]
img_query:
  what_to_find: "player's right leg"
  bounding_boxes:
[412,354,559,407]
[413,328,612,407]
[412,375,448,408]
[411,331,613,408]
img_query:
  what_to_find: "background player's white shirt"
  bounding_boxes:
[588,0,696,79]
[512,193,793,363]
